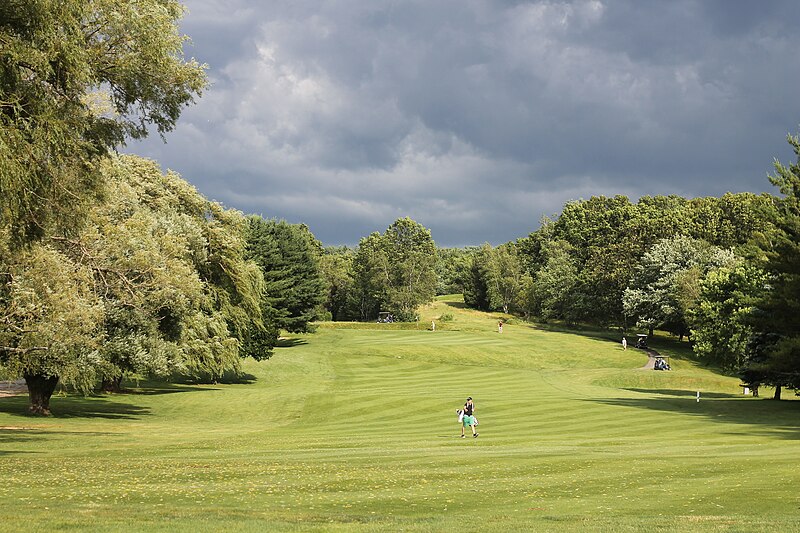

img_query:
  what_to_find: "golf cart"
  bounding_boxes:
[635,333,648,349]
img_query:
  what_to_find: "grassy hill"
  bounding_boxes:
[1,295,798,532]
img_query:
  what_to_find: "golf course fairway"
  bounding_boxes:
[1,295,798,532]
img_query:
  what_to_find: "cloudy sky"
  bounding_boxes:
[131,0,800,247]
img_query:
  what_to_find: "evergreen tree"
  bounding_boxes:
[747,132,800,398]
[245,217,326,334]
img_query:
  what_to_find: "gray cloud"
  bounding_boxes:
[131,0,800,246]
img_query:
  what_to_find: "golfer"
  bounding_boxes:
[461,397,478,438]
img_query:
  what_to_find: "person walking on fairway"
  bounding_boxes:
[461,397,478,438]
[622,336,627,350]
[498,321,503,334]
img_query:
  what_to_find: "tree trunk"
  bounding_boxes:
[773,384,782,400]
[24,373,59,416]
[100,376,123,393]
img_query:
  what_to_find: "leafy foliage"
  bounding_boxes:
[348,218,437,321]
[319,247,358,321]
[623,236,736,338]
[0,238,104,397]
[80,156,264,382]
[689,264,767,371]
[0,0,206,245]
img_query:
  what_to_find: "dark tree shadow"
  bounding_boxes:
[444,300,468,309]
[119,380,222,394]
[0,424,120,455]
[215,372,257,385]
[584,392,800,439]
[0,426,45,453]
[0,394,151,420]
[276,337,307,348]
[624,388,737,399]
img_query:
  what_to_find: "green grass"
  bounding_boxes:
[1,295,799,531]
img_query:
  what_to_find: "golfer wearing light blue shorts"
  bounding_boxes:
[461,397,478,438]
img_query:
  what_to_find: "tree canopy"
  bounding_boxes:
[0,0,206,244]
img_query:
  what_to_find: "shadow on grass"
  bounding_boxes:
[521,321,709,369]
[0,424,46,454]
[161,371,256,387]
[443,300,468,309]
[276,337,308,348]
[0,419,121,455]
[585,392,800,439]
[0,393,151,420]
[624,388,738,399]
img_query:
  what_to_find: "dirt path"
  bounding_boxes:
[639,348,660,369]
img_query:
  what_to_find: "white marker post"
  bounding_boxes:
[696,391,700,402]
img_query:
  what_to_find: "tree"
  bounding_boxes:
[484,244,525,314]
[746,132,800,398]
[689,264,767,371]
[381,218,438,321]
[1,155,266,411]
[685,193,778,250]
[623,236,736,339]
[320,247,358,321]
[1,1,206,412]
[526,240,579,322]
[350,218,437,321]
[245,217,326,335]
[0,239,103,414]
[436,247,474,295]
[87,156,264,385]
[462,244,492,312]
[546,195,651,325]
[1,0,206,245]
[352,232,388,320]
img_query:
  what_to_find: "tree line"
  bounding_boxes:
[0,0,440,414]
[456,140,800,399]
[2,1,798,412]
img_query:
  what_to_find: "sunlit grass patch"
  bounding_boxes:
[1,295,798,531]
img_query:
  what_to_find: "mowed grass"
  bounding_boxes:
[1,296,799,532]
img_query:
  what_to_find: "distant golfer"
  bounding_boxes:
[431,320,435,332]
[498,321,503,334]
[461,397,478,438]
[622,337,627,350]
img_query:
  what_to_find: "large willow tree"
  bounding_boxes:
[1,0,206,413]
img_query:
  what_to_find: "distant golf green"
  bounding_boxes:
[1,295,798,532]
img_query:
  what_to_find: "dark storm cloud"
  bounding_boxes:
[132,0,800,246]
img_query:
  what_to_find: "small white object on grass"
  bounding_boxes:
[696,391,700,402]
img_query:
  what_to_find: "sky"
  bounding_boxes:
[131,0,800,247]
